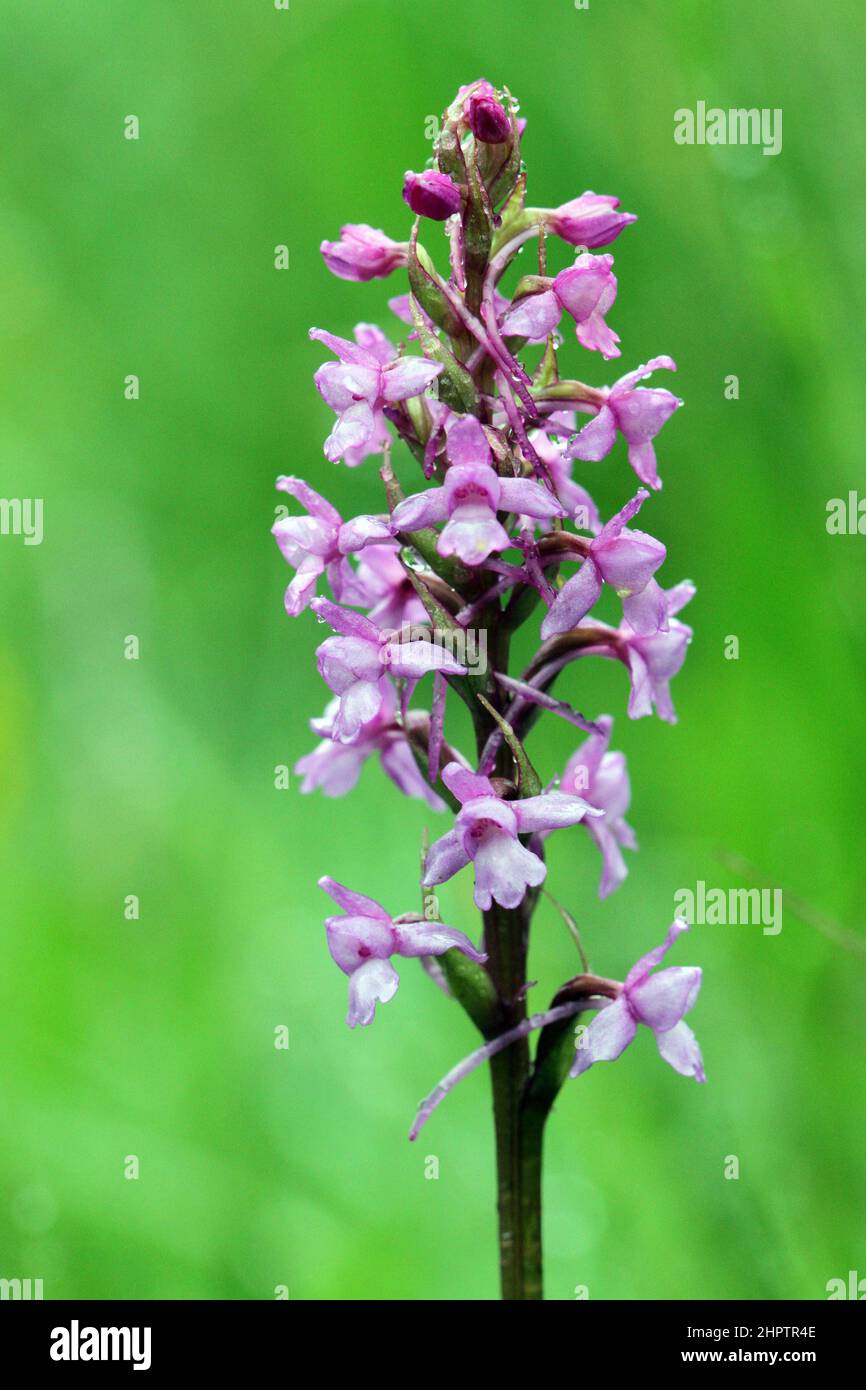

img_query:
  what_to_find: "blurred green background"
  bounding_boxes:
[1,0,864,1301]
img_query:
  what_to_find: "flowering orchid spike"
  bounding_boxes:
[319,876,486,1027]
[288,77,699,1302]
[571,920,705,1081]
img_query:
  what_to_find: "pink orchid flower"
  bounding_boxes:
[391,415,564,567]
[503,254,620,359]
[559,716,636,898]
[352,542,428,630]
[311,324,442,466]
[295,686,445,809]
[546,191,637,248]
[271,475,391,616]
[320,224,409,282]
[424,762,601,911]
[541,488,667,639]
[566,356,683,490]
[320,876,486,1027]
[311,596,466,744]
[572,920,705,1081]
[619,580,695,723]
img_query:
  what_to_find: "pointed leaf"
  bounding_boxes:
[476,692,542,796]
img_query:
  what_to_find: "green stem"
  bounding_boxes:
[483,900,536,1299]
[518,1104,546,1300]
[476,626,546,1299]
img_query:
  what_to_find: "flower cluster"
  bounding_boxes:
[274,79,702,1112]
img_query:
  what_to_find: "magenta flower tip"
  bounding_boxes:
[467,91,512,144]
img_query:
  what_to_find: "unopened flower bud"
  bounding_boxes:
[402,170,462,221]
[320,224,409,282]
[547,191,637,248]
[467,91,511,144]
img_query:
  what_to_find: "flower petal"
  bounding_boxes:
[318,876,390,921]
[385,640,466,678]
[310,326,377,365]
[472,832,546,911]
[624,918,690,990]
[275,475,342,527]
[513,789,600,832]
[586,818,630,899]
[655,1020,706,1081]
[423,827,472,886]
[540,559,603,639]
[497,477,565,520]
[438,513,510,566]
[314,362,381,412]
[323,400,378,464]
[502,289,561,341]
[382,356,442,403]
[295,740,365,797]
[446,415,492,468]
[337,514,392,553]
[326,914,395,974]
[347,958,400,1027]
[311,597,379,643]
[570,997,636,1076]
[283,556,324,616]
[593,528,666,596]
[392,921,487,963]
[628,965,702,1032]
[391,488,449,531]
[565,404,617,462]
[621,578,669,634]
[442,763,496,804]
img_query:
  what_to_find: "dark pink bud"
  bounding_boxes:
[402,170,462,221]
[467,92,511,144]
